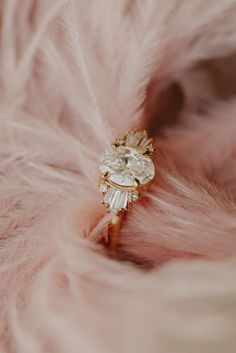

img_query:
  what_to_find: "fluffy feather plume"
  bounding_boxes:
[1,1,236,352]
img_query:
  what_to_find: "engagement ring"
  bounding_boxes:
[98,130,156,255]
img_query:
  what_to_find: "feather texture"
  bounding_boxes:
[1,1,236,352]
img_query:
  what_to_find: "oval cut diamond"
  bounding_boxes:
[99,146,155,187]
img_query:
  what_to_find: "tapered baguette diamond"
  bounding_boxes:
[125,131,153,148]
[103,188,129,213]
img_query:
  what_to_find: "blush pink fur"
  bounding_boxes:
[1,1,236,352]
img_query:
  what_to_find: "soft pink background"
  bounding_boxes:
[1,1,236,352]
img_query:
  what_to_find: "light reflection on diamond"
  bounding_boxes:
[99,182,108,194]
[103,188,129,213]
[128,190,139,202]
[99,146,155,187]
[99,131,155,213]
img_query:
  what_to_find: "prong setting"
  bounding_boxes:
[134,178,140,188]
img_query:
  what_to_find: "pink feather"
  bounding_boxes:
[1,1,236,352]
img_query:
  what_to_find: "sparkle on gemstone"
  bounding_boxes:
[103,188,129,213]
[125,131,153,149]
[128,190,139,202]
[99,182,108,194]
[115,137,126,146]
[99,146,155,188]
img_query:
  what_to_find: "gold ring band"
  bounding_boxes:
[108,212,125,257]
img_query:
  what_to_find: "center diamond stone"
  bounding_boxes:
[99,146,155,187]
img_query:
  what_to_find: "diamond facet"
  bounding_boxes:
[128,190,139,202]
[99,146,155,188]
[103,188,129,213]
[99,182,108,194]
[98,130,155,214]
[124,131,153,149]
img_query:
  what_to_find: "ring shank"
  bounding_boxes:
[108,212,125,257]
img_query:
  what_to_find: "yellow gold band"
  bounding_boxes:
[108,213,125,257]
